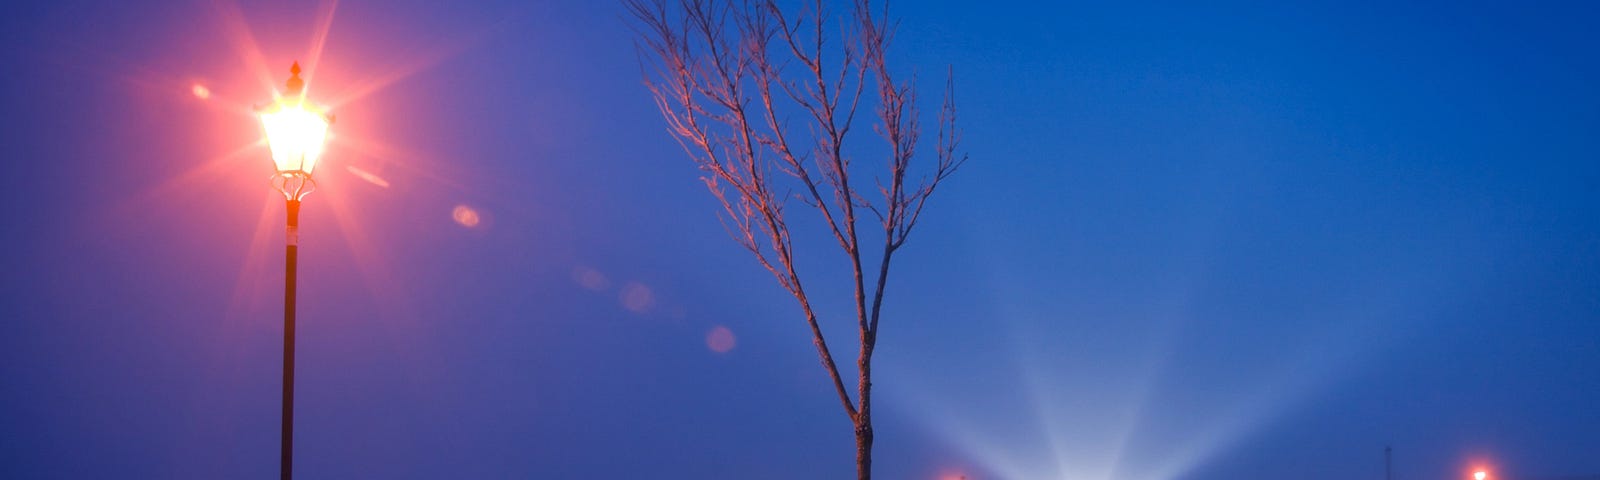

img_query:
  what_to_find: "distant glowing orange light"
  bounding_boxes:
[1474,471,1487,480]
[937,469,970,480]
[191,84,211,99]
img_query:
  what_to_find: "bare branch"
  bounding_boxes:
[625,1,964,476]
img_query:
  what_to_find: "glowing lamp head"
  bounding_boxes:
[261,104,330,174]
[1474,471,1488,480]
[260,62,331,176]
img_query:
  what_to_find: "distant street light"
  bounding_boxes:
[1475,470,1489,480]
[259,61,332,480]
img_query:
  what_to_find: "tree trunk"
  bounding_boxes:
[855,417,874,480]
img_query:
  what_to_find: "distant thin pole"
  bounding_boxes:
[1385,445,1392,480]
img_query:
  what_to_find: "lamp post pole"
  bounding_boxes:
[281,197,300,480]
[259,61,330,480]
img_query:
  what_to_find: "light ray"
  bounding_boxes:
[321,21,504,110]
[222,188,288,326]
[345,165,391,188]
[319,185,403,314]
[106,141,264,224]
[206,0,280,96]
[317,178,443,354]
[897,392,1039,480]
[60,53,261,118]
[886,239,1408,480]
[317,179,462,389]
[178,188,283,480]
[332,135,470,192]
[297,0,341,98]
[179,81,265,117]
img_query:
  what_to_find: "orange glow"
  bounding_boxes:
[706,326,736,353]
[1465,457,1498,480]
[191,84,211,99]
[936,469,970,480]
[259,101,331,174]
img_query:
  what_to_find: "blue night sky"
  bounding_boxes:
[2,1,1597,479]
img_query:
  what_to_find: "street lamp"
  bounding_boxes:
[259,61,331,480]
[1475,470,1489,480]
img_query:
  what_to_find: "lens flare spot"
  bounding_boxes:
[620,282,655,314]
[452,205,480,228]
[706,326,736,353]
[346,165,391,188]
[191,84,211,100]
[572,266,611,291]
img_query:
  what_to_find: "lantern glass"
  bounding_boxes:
[260,102,330,175]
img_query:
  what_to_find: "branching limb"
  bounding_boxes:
[626,1,964,477]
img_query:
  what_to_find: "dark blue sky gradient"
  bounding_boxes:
[2,1,1597,479]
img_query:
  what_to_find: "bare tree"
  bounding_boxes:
[624,0,964,477]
